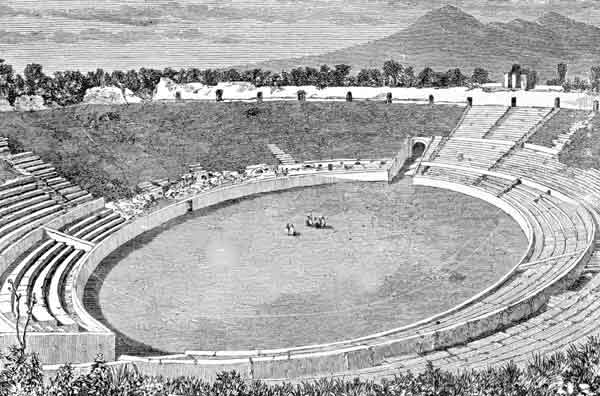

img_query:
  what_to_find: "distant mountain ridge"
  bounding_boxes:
[245,6,600,81]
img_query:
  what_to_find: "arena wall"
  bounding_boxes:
[1,331,116,364]
[37,172,595,377]
[58,174,593,381]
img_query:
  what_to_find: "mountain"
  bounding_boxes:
[245,6,600,81]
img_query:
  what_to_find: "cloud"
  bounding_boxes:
[0,25,242,46]
[23,0,382,27]
[0,5,19,17]
[46,6,160,27]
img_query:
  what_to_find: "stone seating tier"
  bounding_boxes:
[485,107,552,141]
[451,106,508,139]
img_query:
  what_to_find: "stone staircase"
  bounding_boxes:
[267,144,297,165]
[550,112,596,154]
[0,138,9,156]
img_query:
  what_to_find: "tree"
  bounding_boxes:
[0,59,14,99]
[280,70,291,86]
[109,70,126,87]
[400,66,415,87]
[23,63,48,96]
[317,64,331,88]
[417,67,435,87]
[357,69,372,86]
[7,280,36,357]
[591,66,600,92]
[290,67,307,86]
[51,70,87,106]
[123,69,141,93]
[383,59,403,87]
[137,68,162,98]
[558,63,568,83]
[446,68,466,87]
[529,70,538,89]
[369,69,383,86]
[332,64,351,86]
[86,68,108,88]
[270,73,282,87]
[305,67,319,86]
[223,68,241,82]
[471,67,490,84]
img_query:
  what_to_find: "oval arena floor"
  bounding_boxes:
[85,179,526,354]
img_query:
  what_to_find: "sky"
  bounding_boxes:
[2,0,600,73]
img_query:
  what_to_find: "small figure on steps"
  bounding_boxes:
[286,223,297,236]
[306,214,314,227]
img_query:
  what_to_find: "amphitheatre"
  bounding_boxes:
[1,89,600,384]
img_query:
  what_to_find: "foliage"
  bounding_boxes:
[3,337,600,395]
[590,66,600,93]
[472,67,490,84]
[558,63,568,84]
[0,59,486,107]
[0,346,43,396]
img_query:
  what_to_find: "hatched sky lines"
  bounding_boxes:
[2,0,600,73]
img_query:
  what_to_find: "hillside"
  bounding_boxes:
[249,6,600,81]
[559,112,600,169]
[0,102,464,201]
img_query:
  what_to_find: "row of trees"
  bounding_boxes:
[0,59,492,107]
[545,63,600,92]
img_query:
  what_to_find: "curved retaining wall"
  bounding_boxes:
[75,173,595,381]
[42,172,595,377]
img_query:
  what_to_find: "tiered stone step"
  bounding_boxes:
[63,208,126,243]
[267,144,297,165]
[30,245,77,327]
[0,180,64,253]
[451,106,508,139]
[0,236,85,331]
[485,107,552,141]
[48,248,85,328]
[7,153,93,205]
[421,137,442,162]
[0,137,9,155]
[583,251,600,273]
[0,240,60,321]
[432,138,514,170]
[0,205,127,332]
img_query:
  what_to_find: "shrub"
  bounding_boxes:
[4,337,600,395]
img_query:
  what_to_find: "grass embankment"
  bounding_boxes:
[527,109,591,148]
[0,102,464,201]
[559,113,600,169]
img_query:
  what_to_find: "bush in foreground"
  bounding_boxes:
[3,337,600,395]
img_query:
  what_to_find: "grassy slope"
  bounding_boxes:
[527,109,591,147]
[559,113,600,169]
[0,102,464,201]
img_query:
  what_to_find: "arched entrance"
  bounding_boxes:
[412,142,426,158]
